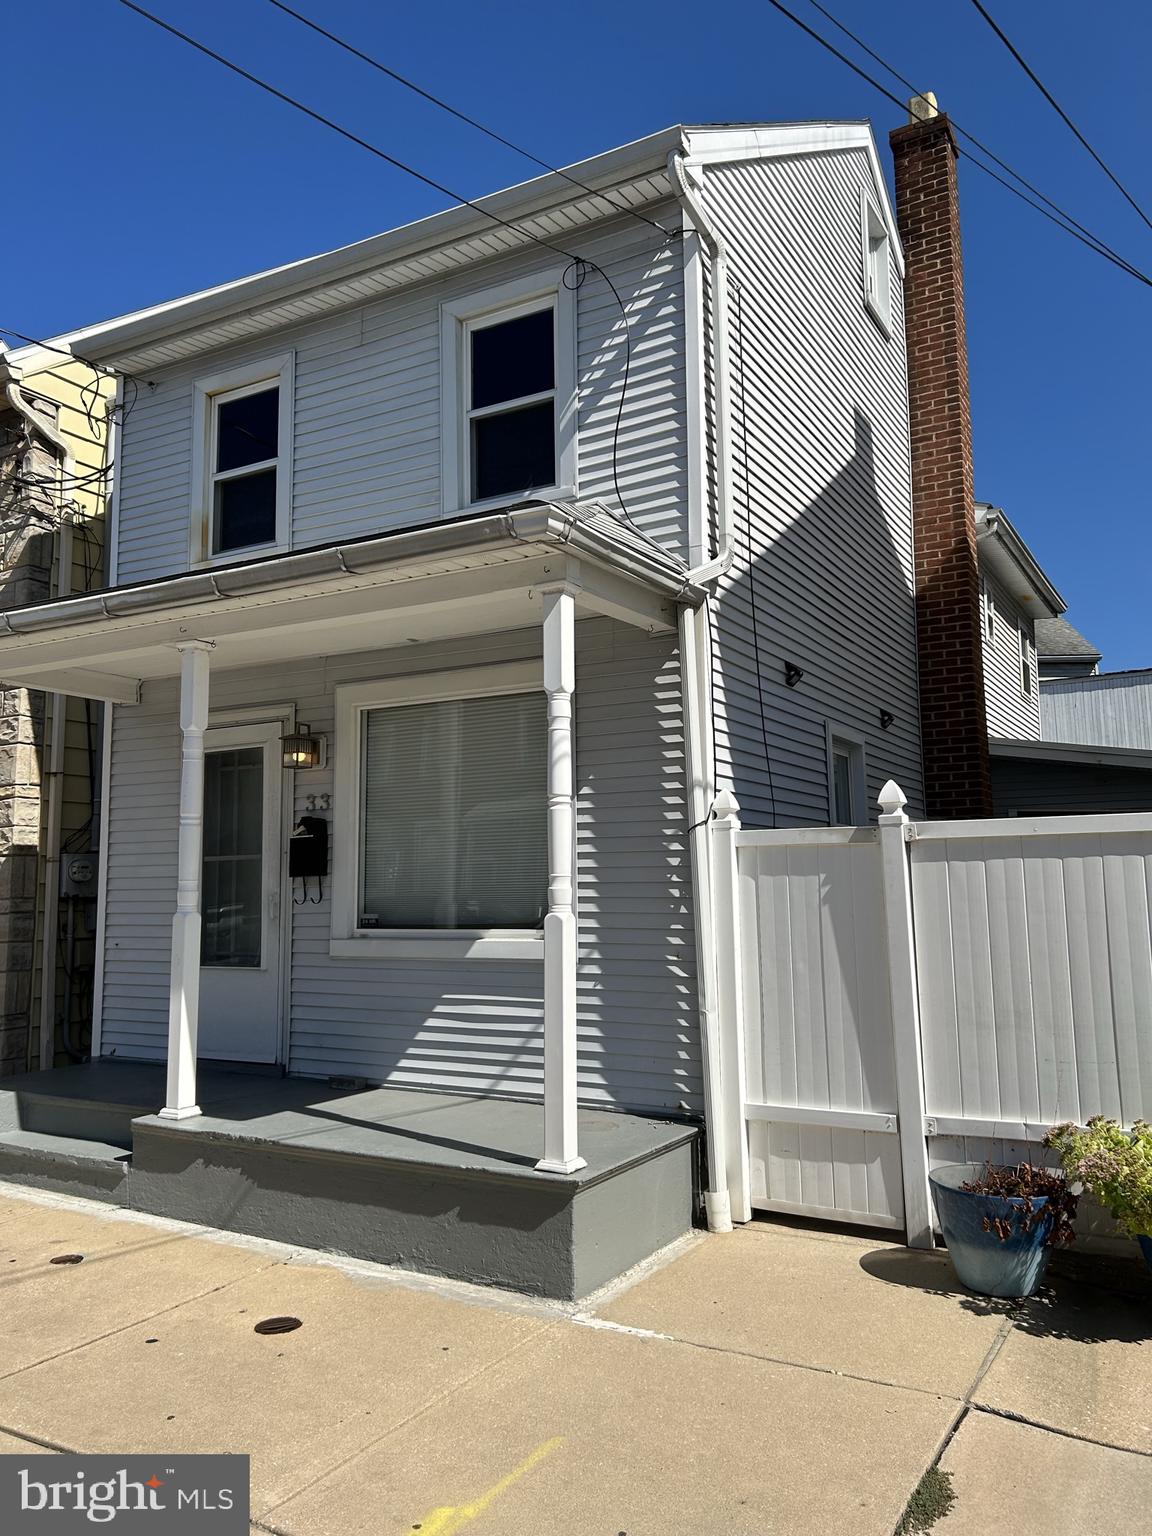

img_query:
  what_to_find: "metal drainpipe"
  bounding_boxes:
[4,378,76,1073]
[668,150,740,1231]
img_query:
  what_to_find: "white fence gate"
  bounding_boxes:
[716,785,1152,1245]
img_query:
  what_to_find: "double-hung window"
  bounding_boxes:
[441,273,576,513]
[1019,623,1036,697]
[861,191,892,335]
[332,663,548,959]
[192,354,293,562]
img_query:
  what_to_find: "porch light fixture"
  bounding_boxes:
[281,724,326,770]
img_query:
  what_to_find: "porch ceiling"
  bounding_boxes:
[0,502,702,703]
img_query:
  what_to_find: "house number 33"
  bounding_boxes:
[303,793,331,812]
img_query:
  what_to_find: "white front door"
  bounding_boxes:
[198,721,284,1063]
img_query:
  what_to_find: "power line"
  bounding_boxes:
[802,0,1148,277]
[264,0,676,240]
[119,0,622,269]
[116,0,673,528]
[759,0,1152,288]
[966,0,1152,235]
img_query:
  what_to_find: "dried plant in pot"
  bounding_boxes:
[929,1162,1077,1298]
[1046,1118,1152,1271]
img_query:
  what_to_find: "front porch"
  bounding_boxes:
[0,1062,697,1299]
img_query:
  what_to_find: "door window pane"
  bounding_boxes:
[202,746,264,967]
[359,691,547,929]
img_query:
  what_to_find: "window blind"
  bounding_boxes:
[359,690,547,930]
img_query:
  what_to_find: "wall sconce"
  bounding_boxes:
[281,724,327,770]
[879,710,895,731]
[785,662,805,688]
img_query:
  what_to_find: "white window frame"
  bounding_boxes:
[982,577,995,641]
[1019,622,1036,698]
[440,270,577,516]
[860,190,892,337]
[331,660,546,961]
[190,352,294,566]
[826,724,868,826]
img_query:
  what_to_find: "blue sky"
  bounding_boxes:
[8,1,1150,666]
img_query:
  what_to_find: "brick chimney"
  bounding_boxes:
[891,96,993,819]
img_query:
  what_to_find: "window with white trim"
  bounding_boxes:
[1019,623,1036,697]
[983,577,995,640]
[827,727,867,826]
[441,273,576,513]
[861,193,892,334]
[331,664,548,957]
[191,355,293,562]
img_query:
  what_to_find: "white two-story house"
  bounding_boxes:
[0,121,923,1297]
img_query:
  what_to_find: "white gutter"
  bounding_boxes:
[3,374,74,1073]
[668,151,739,1231]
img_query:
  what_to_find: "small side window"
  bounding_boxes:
[983,578,995,641]
[1019,624,1035,697]
[861,193,892,334]
[827,728,867,826]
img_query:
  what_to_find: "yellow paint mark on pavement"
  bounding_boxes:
[413,1436,565,1534]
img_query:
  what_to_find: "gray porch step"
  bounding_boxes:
[0,1061,165,1148]
[0,1129,131,1205]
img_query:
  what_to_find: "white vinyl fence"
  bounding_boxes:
[714,785,1152,1246]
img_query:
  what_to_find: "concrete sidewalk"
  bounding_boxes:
[0,1186,1148,1534]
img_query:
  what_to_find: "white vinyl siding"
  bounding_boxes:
[701,149,924,826]
[981,571,1042,739]
[99,618,701,1114]
[113,210,688,581]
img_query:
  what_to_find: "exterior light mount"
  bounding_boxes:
[281,724,326,771]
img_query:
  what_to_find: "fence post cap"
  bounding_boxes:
[712,788,742,827]
[878,780,908,818]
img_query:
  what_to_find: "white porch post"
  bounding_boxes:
[159,641,213,1120]
[536,585,585,1174]
[877,780,934,1249]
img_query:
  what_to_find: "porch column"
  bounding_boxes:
[159,641,213,1120]
[536,585,586,1174]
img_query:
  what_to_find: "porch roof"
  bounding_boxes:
[0,499,704,704]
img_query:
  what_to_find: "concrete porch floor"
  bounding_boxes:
[0,1188,1148,1534]
[0,1062,698,1299]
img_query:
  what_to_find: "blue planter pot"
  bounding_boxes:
[1138,1235,1152,1273]
[930,1163,1054,1299]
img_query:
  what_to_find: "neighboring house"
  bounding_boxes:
[966,509,1152,814]
[1035,614,1101,681]
[0,120,924,1297]
[0,346,113,1076]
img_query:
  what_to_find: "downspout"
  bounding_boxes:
[4,375,75,1072]
[669,150,738,1231]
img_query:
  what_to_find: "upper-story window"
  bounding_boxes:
[191,354,293,563]
[982,578,995,640]
[441,272,576,513]
[861,192,892,335]
[1019,623,1036,697]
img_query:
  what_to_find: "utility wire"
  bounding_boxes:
[966,0,1152,235]
[116,0,667,528]
[761,0,1152,288]
[264,0,676,240]
[802,0,1147,276]
[119,0,605,268]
